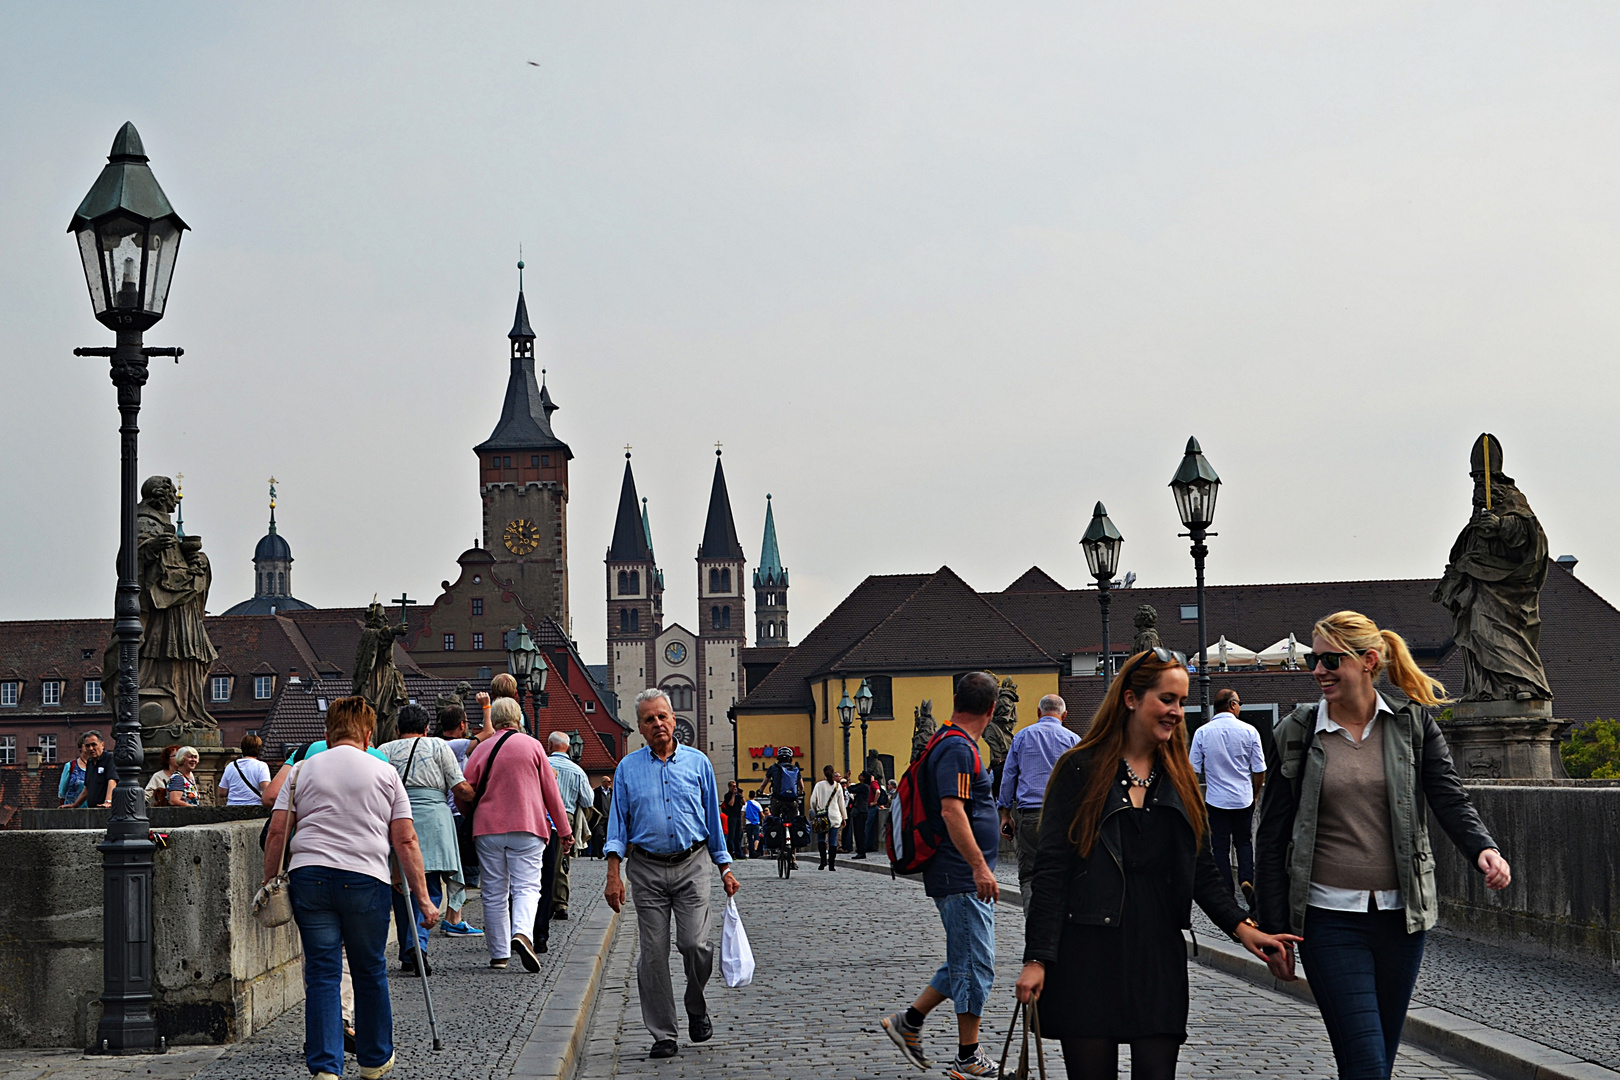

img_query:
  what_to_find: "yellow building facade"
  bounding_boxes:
[733,567,1064,789]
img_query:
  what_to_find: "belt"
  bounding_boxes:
[631,841,705,865]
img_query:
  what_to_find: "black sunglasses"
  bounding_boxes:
[1122,646,1188,676]
[1303,651,1350,671]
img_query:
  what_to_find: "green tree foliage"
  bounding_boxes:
[1561,718,1620,779]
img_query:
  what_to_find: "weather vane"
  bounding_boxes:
[174,472,185,537]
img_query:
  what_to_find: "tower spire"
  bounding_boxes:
[607,454,651,562]
[698,449,744,560]
[756,494,784,584]
[267,476,278,534]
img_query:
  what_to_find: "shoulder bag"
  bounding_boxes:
[252,763,303,929]
[996,996,1047,1080]
[465,730,516,837]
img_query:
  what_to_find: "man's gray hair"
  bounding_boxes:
[634,687,671,715]
[1038,694,1066,716]
[548,731,572,752]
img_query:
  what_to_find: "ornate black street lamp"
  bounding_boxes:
[855,679,874,774]
[1170,437,1221,721]
[70,122,186,1056]
[1080,502,1123,682]
[837,690,855,776]
[505,625,539,734]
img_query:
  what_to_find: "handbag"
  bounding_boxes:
[996,996,1048,1080]
[811,784,833,833]
[252,763,303,929]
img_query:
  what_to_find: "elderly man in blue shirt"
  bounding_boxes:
[547,732,593,920]
[996,693,1080,909]
[605,688,740,1060]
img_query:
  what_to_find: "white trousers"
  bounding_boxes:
[475,831,545,959]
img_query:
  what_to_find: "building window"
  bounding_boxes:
[211,676,231,702]
[1,682,18,707]
[630,609,639,633]
[41,681,61,707]
[708,569,718,593]
[478,666,492,680]
[443,634,456,651]
[711,606,721,630]
[584,700,595,713]
[618,570,631,595]
[541,454,550,466]
[721,606,731,630]
[254,675,274,700]
[620,609,630,633]
[665,684,694,711]
[778,621,786,639]
[277,572,285,594]
[84,680,103,705]
[721,568,731,592]
[629,570,640,593]
[257,571,263,593]
[0,736,12,764]
[472,633,484,650]
[764,622,774,639]
[37,735,56,764]
[504,456,512,468]
[867,675,894,718]
[471,598,484,616]
[531,455,539,466]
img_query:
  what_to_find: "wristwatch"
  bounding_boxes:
[1231,916,1260,942]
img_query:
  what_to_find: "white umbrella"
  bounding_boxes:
[1257,635,1311,668]
[1214,636,1260,669]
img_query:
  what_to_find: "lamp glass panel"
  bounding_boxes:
[99,216,146,313]
[535,653,549,693]
[75,227,108,315]
[1097,535,1122,578]
[1082,537,1104,577]
[855,682,874,717]
[1174,478,1218,529]
[143,218,181,316]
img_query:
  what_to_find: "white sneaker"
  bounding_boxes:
[945,1047,1002,1079]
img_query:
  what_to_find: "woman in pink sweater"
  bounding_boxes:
[459,697,573,970]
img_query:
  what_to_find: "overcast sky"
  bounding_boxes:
[4,3,1619,665]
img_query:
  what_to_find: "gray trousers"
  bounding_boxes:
[625,852,714,1043]
[1014,807,1042,910]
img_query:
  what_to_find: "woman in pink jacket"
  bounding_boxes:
[459,697,573,970]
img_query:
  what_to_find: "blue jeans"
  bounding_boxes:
[928,891,996,1016]
[392,870,443,959]
[1300,906,1426,1080]
[290,866,394,1076]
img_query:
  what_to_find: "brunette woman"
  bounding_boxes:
[1255,612,1510,1080]
[1015,649,1297,1080]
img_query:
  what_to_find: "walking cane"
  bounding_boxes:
[397,863,444,1051]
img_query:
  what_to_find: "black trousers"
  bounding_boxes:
[851,810,869,855]
[531,832,560,947]
[1206,804,1254,898]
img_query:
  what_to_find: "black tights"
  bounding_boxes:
[1060,1037,1180,1080]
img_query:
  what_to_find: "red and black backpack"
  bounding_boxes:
[887,725,982,875]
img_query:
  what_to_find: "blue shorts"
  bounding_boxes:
[928,891,996,1016]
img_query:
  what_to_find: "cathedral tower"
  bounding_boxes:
[223,479,314,615]
[605,453,662,728]
[696,449,746,778]
[474,283,572,628]
[753,494,789,647]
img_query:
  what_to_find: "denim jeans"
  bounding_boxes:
[290,866,394,1076]
[1300,906,1426,1080]
[928,891,996,1016]
[391,870,443,959]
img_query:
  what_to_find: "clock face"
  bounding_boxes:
[503,518,540,555]
[664,641,687,665]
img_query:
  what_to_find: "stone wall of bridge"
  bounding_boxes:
[1433,781,1620,973]
[0,819,303,1048]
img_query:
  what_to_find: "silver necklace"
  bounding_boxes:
[1122,759,1157,789]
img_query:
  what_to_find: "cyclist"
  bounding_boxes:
[762,748,805,869]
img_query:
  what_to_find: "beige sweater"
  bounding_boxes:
[1311,731,1400,892]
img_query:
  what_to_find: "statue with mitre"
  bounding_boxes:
[1432,434,1553,702]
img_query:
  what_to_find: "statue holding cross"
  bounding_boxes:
[354,595,412,745]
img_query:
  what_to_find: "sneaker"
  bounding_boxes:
[443,921,484,936]
[490,957,509,969]
[881,1012,930,1071]
[359,1053,396,1079]
[512,933,541,972]
[945,1048,1002,1079]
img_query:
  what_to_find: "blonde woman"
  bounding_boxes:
[1255,611,1511,1080]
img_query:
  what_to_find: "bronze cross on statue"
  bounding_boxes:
[392,593,418,630]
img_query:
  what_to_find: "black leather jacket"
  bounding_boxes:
[1023,747,1249,965]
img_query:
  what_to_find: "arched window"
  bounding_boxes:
[277,572,285,595]
[778,621,786,639]
[620,609,630,633]
[256,571,263,594]
[630,609,640,633]
[721,606,731,630]
[630,570,640,593]
[708,568,720,593]
[720,568,731,592]
[711,606,721,630]
[664,683,694,711]
[618,570,629,594]
[764,622,774,639]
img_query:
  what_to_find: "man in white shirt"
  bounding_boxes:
[1189,688,1267,910]
[218,734,272,806]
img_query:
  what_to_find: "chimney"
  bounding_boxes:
[1555,555,1578,575]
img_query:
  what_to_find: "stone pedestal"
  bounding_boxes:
[1438,699,1570,780]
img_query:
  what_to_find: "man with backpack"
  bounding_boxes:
[881,672,1003,1080]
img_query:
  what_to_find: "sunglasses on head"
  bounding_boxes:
[1122,646,1188,676]
[1303,651,1350,671]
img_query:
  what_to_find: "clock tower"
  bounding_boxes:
[474,284,572,628]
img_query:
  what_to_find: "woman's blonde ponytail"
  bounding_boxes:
[1313,611,1451,707]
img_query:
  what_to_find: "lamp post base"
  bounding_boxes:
[92,835,160,1055]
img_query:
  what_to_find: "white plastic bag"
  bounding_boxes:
[720,897,754,988]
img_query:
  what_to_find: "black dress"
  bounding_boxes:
[1038,773,1191,1042]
